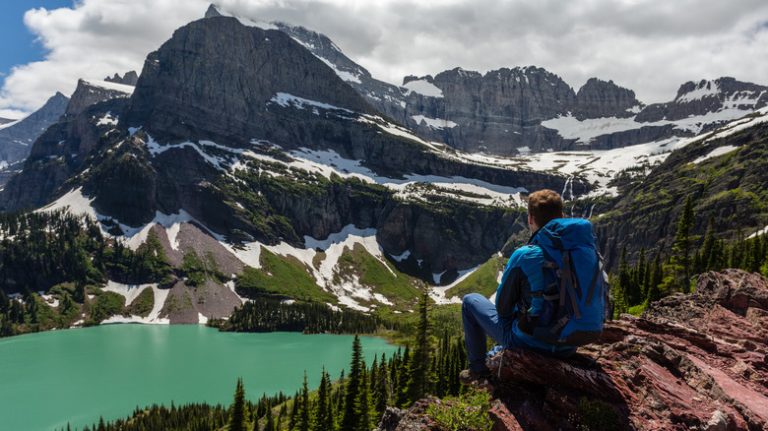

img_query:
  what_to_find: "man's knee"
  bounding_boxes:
[462,293,485,310]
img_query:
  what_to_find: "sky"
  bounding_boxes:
[2,0,768,118]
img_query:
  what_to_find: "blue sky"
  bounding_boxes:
[0,0,72,93]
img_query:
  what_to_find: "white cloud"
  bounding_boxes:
[2,0,768,115]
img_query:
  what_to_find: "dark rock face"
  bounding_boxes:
[574,78,641,120]
[480,270,768,430]
[272,21,411,123]
[65,79,132,117]
[0,92,69,174]
[636,77,768,122]
[124,16,374,142]
[104,71,139,86]
[594,120,768,268]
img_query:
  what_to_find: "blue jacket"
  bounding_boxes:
[495,218,602,354]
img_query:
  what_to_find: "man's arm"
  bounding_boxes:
[495,246,547,329]
[495,247,531,321]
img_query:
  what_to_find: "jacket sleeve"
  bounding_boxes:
[496,246,533,320]
[495,246,547,323]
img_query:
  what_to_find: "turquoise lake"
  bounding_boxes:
[0,325,397,430]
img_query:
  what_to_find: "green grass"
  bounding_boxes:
[426,389,493,431]
[627,303,647,316]
[237,249,336,303]
[336,243,422,308]
[572,397,623,431]
[445,256,504,299]
[128,288,154,317]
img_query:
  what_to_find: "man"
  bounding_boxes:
[460,189,606,381]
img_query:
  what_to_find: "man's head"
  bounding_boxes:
[527,189,564,232]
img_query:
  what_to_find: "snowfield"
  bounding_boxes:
[402,79,444,98]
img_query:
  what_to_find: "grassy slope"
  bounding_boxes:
[236,248,337,303]
[445,256,504,299]
[336,243,423,310]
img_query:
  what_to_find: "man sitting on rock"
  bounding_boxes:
[460,189,608,382]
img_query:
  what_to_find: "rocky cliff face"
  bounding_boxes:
[65,79,133,117]
[381,269,768,430]
[637,77,768,122]
[574,78,641,119]
[0,92,69,179]
[124,15,375,143]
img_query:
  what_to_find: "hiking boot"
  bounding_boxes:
[459,368,491,385]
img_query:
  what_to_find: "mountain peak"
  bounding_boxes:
[124,14,374,142]
[204,4,223,18]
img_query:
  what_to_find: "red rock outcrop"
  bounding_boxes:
[379,270,768,430]
[487,269,768,430]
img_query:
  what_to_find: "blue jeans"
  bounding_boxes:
[462,293,512,372]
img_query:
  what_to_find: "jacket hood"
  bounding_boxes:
[531,218,596,251]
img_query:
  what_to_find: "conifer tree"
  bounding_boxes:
[403,293,432,405]
[313,368,333,431]
[395,346,410,406]
[357,362,373,431]
[373,353,389,415]
[264,402,275,431]
[297,371,310,431]
[229,378,247,431]
[662,196,696,293]
[341,335,363,431]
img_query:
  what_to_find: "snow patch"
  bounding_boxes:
[403,79,444,98]
[429,267,478,305]
[317,57,363,84]
[100,285,169,325]
[677,81,719,103]
[270,92,354,114]
[102,281,153,306]
[411,115,458,129]
[692,145,739,164]
[82,79,134,95]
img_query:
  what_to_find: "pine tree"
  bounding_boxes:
[264,402,275,431]
[313,368,333,431]
[229,378,247,431]
[395,346,410,406]
[298,372,310,431]
[636,248,647,299]
[403,293,432,405]
[676,196,695,292]
[373,353,389,415]
[357,362,372,431]
[288,390,298,430]
[341,335,363,431]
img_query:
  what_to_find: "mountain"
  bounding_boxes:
[0,13,581,320]
[0,117,15,126]
[0,92,69,184]
[270,14,766,154]
[594,107,768,266]
[0,79,132,209]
